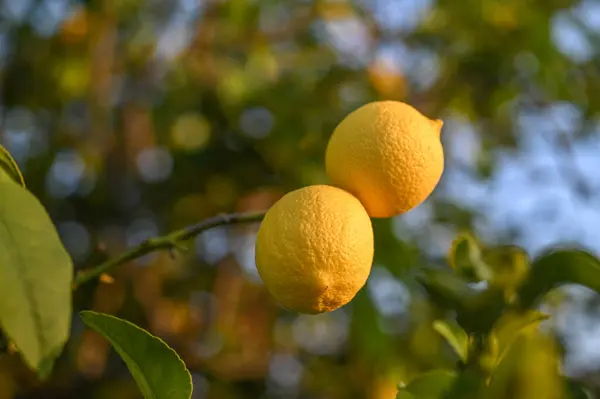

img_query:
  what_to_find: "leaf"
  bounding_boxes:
[0,145,25,187]
[401,370,457,399]
[483,245,530,296]
[0,182,72,375]
[441,370,485,399]
[486,334,563,399]
[517,249,600,309]
[417,269,506,334]
[432,320,469,363]
[80,311,193,399]
[448,233,490,282]
[566,379,593,399]
[396,390,415,399]
[455,287,507,335]
[417,268,477,314]
[492,310,550,366]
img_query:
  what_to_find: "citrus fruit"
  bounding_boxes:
[255,185,374,314]
[325,100,444,218]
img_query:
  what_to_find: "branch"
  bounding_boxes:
[72,211,266,289]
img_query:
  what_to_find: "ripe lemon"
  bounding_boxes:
[255,185,374,314]
[325,101,444,218]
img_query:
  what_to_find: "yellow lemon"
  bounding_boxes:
[325,101,444,218]
[255,185,374,314]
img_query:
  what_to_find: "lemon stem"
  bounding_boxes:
[72,210,267,289]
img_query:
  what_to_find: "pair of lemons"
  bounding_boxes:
[255,101,445,314]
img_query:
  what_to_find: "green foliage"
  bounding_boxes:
[397,370,458,399]
[433,320,469,363]
[566,379,594,399]
[411,244,600,398]
[492,310,550,367]
[417,268,506,335]
[483,246,530,299]
[0,181,72,376]
[517,249,600,309]
[486,333,564,399]
[417,269,476,315]
[80,311,193,399]
[0,144,25,187]
[448,233,489,282]
[450,235,530,300]
[396,391,415,399]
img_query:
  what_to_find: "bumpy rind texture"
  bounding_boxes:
[255,185,374,314]
[325,101,444,218]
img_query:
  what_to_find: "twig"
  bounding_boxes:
[72,211,266,289]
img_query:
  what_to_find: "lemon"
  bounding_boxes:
[325,101,444,218]
[255,185,374,314]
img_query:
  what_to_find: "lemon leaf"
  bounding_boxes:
[448,232,490,282]
[0,144,25,187]
[402,370,457,399]
[566,379,593,399]
[486,334,562,399]
[0,182,72,376]
[492,310,550,366]
[80,311,193,399]
[517,249,600,309]
[433,320,469,363]
[418,268,506,334]
[483,245,530,295]
[395,390,415,399]
[417,268,477,313]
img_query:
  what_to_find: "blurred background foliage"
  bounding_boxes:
[2,0,600,397]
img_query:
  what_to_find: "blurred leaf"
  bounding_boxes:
[456,288,507,335]
[517,249,600,309]
[448,232,490,282]
[80,311,192,399]
[566,379,593,399]
[417,269,476,314]
[0,145,25,187]
[441,370,485,399]
[483,245,530,298]
[418,269,506,334]
[486,333,563,399]
[0,182,72,376]
[400,370,458,399]
[493,310,550,366]
[396,392,415,399]
[433,320,469,363]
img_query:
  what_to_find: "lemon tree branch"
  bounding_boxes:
[72,211,266,289]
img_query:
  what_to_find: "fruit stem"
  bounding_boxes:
[72,210,267,289]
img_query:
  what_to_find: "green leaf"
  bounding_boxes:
[432,320,468,363]
[401,370,457,399]
[417,269,506,334]
[396,390,415,399]
[448,233,490,282]
[441,370,485,399]
[517,249,600,309]
[80,311,193,399]
[566,379,593,399]
[486,334,563,399]
[493,310,550,366]
[0,145,25,187]
[483,245,530,296]
[0,182,72,375]
[417,269,476,314]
